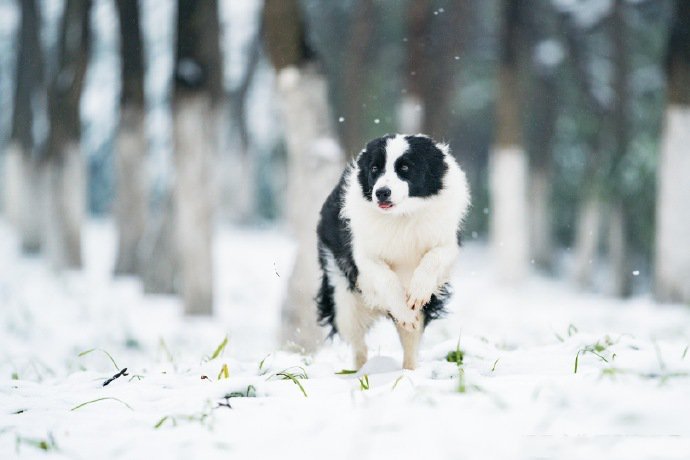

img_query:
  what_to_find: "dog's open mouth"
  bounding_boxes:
[377,201,394,210]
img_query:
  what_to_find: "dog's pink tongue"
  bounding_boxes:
[378,202,393,209]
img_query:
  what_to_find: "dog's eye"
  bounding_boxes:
[371,165,379,173]
[400,164,409,172]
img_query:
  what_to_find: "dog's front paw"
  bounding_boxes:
[388,306,421,331]
[406,270,437,311]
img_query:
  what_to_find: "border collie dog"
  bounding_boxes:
[316,134,471,370]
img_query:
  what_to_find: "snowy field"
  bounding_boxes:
[1,220,689,460]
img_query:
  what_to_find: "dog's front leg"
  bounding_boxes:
[407,244,459,310]
[355,254,421,331]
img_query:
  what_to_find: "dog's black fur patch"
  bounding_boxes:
[316,172,358,337]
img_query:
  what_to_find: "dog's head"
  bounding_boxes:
[355,134,449,214]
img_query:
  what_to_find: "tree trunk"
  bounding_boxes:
[655,0,690,303]
[608,0,632,297]
[528,166,552,270]
[490,146,529,283]
[655,106,690,303]
[140,195,178,295]
[114,0,147,276]
[276,66,343,352]
[608,201,631,297]
[490,7,530,283]
[6,0,44,253]
[3,144,22,229]
[44,0,91,270]
[263,0,343,351]
[45,143,85,269]
[573,193,602,288]
[171,0,223,315]
[173,93,214,314]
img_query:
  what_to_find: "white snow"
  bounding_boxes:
[1,219,690,459]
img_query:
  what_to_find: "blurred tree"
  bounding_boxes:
[6,0,45,254]
[561,6,608,289]
[489,0,529,283]
[263,0,342,352]
[403,0,468,139]
[114,0,147,276]
[523,2,562,271]
[608,0,633,297]
[656,0,690,303]
[44,0,92,269]
[170,0,223,315]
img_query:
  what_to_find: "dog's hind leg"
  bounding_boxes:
[395,314,424,370]
[334,287,376,369]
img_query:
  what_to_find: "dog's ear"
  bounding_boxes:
[356,148,374,201]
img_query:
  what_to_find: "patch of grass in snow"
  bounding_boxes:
[491,359,500,372]
[574,336,618,373]
[446,340,464,366]
[359,375,370,390]
[15,433,57,452]
[554,323,579,342]
[335,369,358,375]
[154,403,215,430]
[158,338,175,363]
[225,385,257,399]
[78,348,120,371]
[217,363,230,380]
[268,367,308,398]
[70,397,133,411]
[258,353,271,375]
[682,345,688,360]
[207,336,228,361]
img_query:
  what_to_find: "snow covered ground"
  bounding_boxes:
[1,219,689,459]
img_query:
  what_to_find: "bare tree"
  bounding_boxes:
[402,0,468,139]
[561,9,608,289]
[114,0,147,275]
[656,0,690,303]
[172,0,223,314]
[489,0,529,283]
[6,0,45,253]
[44,0,92,269]
[263,0,343,352]
[524,4,561,271]
[608,0,632,297]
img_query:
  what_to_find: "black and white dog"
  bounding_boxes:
[316,134,471,369]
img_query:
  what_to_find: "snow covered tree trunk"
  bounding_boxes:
[397,94,423,134]
[45,143,85,269]
[528,167,552,270]
[44,0,91,270]
[6,0,45,253]
[114,0,147,275]
[490,11,529,283]
[114,106,147,275]
[170,0,223,315]
[608,202,631,297]
[18,153,45,253]
[3,144,23,229]
[140,196,178,295]
[263,0,344,351]
[573,194,602,288]
[655,2,690,304]
[655,106,690,303]
[173,94,214,315]
[276,66,343,352]
[490,147,529,283]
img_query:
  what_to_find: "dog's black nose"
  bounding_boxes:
[375,187,391,201]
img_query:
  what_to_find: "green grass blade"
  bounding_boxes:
[70,397,133,411]
[210,336,229,360]
[77,348,120,371]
